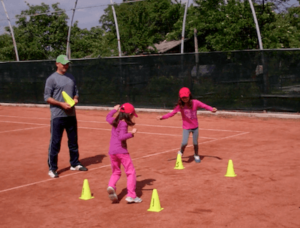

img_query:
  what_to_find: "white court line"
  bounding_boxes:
[78,126,216,139]
[0,119,217,139]
[0,120,221,139]
[0,115,49,120]
[77,120,243,133]
[0,131,249,194]
[135,131,249,159]
[138,131,215,139]
[0,126,48,134]
[0,120,48,126]
[0,115,242,133]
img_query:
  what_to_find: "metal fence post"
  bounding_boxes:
[1,0,19,61]
[66,0,78,59]
[110,0,122,57]
[247,0,268,107]
[181,0,189,54]
[248,0,263,50]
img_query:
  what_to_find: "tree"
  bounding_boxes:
[69,22,110,58]
[0,3,68,61]
[263,6,300,48]
[0,34,15,61]
[99,0,183,55]
[167,0,262,51]
[166,0,300,51]
[0,2,110,61]
[11,2,69,60]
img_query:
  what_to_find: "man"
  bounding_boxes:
[44,54,87,178]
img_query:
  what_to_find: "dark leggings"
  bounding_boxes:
[180,128,199,155]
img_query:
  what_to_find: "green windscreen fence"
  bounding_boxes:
[1,50,300,112]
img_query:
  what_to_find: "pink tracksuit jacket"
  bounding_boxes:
[106,109,134,154]
[161,99,213,129]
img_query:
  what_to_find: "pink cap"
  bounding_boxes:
[179,87,191,98]
[120,103,138,117]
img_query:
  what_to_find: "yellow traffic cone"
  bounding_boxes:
[174,154,185,169]
[62,91,75,107]
[79,179,94,200]
[147,189,164,212]
[225,159,237,177]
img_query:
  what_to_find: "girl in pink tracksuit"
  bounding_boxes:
[106,103,142,204]
[157,87,217,163]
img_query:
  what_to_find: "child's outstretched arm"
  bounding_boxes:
[195,100,217,113]
[157,105,180,120]
[211,107,217,113]
[106,105,120,125]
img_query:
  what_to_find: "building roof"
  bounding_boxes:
[149,39,189,53]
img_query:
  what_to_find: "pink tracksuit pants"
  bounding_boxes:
[108,153,137,198]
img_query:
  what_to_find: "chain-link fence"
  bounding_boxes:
[1,50,300,112]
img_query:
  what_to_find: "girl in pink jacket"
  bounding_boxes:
[106,103,142,203]
[157,87,217,163]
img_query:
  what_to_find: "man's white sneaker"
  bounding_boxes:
[178,151,183,156]
[107,187,119,203]
[125,196,142,203]
[48,170,59,178]
[70,164,88,171]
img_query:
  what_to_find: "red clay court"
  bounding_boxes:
[0,105,299,228]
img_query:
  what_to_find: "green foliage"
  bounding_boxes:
[70,23,110,58]
[168,0,260,51]
[0,34,15,61]
[167,0,300,51]
[99,0,183,55]
[263,7,300,48]
[12,2,69,60]
[2,0,300,61]
[0,2,109,61]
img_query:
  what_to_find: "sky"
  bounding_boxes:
[0,0,299,35]
[0,0,126,34]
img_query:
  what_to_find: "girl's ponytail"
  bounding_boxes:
[112,112,135,128]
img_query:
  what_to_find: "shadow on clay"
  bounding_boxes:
[168,154,222,163]
[183,155,222,163]
[116,178,156,203]
[57,154,107,174]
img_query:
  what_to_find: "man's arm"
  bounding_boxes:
[73,82,79,105]
[73,96,79,105]
[47,97,71,110]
